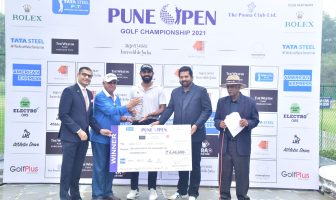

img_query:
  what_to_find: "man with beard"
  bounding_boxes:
[126,64,166,200]
[152,66,212,200]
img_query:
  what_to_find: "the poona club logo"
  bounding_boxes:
[13,97,39,118]
[12,4,42,22]
[228,2,276,18]
[283,103,309,123]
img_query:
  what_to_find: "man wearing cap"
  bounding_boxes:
[59,66,112,200]
[90,73,140,200]
[126,64,166,200]
[152,66,212,200]
[214,74,259,200]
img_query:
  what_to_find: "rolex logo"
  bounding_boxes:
[296,11,304,20]
[23,4,31,13]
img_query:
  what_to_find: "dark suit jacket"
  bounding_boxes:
[58,83,101,142]
[159,83,212,142]
[214,93,259,156]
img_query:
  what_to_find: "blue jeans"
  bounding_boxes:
[92,142,115,198]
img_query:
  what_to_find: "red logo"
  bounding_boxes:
[258,140,268,149]
[193,41,205,52]
[57,65,68,75]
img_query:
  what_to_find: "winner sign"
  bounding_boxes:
[110,125,192,172]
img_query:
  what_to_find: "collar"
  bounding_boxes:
[77,82,86,91]
[229,92,242,103]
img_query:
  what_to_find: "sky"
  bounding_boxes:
[0,1,335,17]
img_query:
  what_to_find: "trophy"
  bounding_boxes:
[132,90,143,121]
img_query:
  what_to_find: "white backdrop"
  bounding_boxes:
[4,0,322,189]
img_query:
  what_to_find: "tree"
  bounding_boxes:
[322,13,336,54]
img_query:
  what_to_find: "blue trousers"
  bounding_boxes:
[92,142,115,198]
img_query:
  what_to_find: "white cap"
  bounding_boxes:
[104,73,118,82]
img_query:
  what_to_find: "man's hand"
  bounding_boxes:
[219,120,226,129]
[126,97,141,109]
[77,130,88,141]
[191,124,198,135]
[150,121,160,126]
[239,119,249,127]
[100,129,112,136]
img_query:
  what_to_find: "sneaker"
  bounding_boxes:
[189,196,196,200]
[126,189,140,199]
[168,192,188,200]
[148,188,158,200]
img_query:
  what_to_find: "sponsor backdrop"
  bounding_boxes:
[4,0,321,189]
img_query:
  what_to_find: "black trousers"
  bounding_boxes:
[60,140,88,200]
[129,119,158,190]
[219,138,250,200]
[177,141,202,198]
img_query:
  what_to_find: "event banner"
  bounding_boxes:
[109,125,192,172]
[4,0,321,189]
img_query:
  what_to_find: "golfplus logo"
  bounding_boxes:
[281,171,309,180]
[10,165,39,174]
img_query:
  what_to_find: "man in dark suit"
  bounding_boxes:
[152,66,212,200]
[58,66,111,200]
[214,74,259,200]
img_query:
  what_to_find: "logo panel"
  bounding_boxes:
[12,64,41,86]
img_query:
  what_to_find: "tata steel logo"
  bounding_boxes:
[108,5,216,25]
[12,4,42,22]
[285,11,314,28]
[10,38,45,50]
[281,171,309,180]
[258,120,274,127]
[283,103,309,123]
[13,97,39,118]
[10,165,39,174]
[282,44,315,55]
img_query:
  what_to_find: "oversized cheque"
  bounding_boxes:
[109,125,192,172]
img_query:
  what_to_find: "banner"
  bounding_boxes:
[4,0,322,189]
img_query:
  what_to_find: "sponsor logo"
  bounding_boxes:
[108,4,216,25]
[258,140,269,150]
[12,97,39,118]
[283,103,309,123]
[283,134,310,153]
[228,2,276,18]
[201,140,213,156]
[250,90,278,112]
[51,39,79,55]
[12,64,41,86]
[57,65,69,75]
[255,72,273,82]
[12,4,42,22]
[283,70,312,92]
[285,11,314,28]
[193,41,205,52]
[282,44,315,55]
[281,171,309,180]
[10,165,39,173]
[13,129,39,148]
[52,0,90,15]
[320,97,332,109]
[10,38,44,49]
[126,127,134,131]
[258,120,275,127]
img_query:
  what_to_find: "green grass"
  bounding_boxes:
[0,81,4,154]
[320,108,336,135]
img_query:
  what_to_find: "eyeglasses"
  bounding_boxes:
[80,72,93,78]
[107,81,117,85]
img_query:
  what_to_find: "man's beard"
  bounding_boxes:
[141,76,153,83]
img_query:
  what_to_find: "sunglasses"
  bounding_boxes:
[80,72,93,78]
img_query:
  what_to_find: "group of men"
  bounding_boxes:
[58,64,259,200]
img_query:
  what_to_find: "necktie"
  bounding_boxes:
[82,88,89,111]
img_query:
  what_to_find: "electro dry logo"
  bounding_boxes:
[283,70,312,92]
[52,0,90,15]
[281,171,309,180]
[283,103,309,123]
[108,4,216,25]
[13,97,39,118]
[12,64,41,86]
[10,165,39,174]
